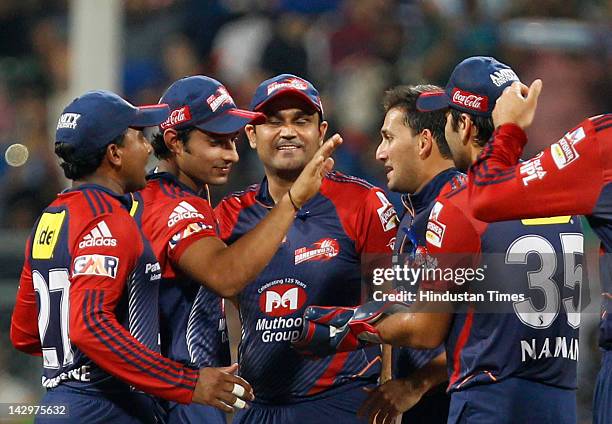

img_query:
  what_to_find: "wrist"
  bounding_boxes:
[287,189,302,211]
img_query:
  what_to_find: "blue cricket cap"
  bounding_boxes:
[159,75,265,134]
[416,56,520,117]
[250,74,324,118]
[55,89,169,158]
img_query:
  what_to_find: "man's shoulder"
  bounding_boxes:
[216,183,260,211]
[322,171,379,194]
[140,181,213,223]
[321,171,390,209]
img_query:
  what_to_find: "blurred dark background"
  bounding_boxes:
[0,1,609,422]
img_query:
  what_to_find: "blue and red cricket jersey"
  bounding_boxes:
[393,168,464,423]
[134,172,231,369]
[10,184,199,403]
[215,171,398,404]
[424,178,583,392]
[468,115,612,352]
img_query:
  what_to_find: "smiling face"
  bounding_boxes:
[245,96,327,181]
[376,107,424,194]
[176,129,239,187]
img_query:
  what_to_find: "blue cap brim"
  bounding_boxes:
[131,104,170,128]
[416,91,450,112]
[195,109,266,135]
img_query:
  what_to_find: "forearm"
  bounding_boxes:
[381,344,392,383]
[71,289,198,403]
[405,351,448,395]
[207,194,296,295]
[376,311,452,349]
[470,123,599,221]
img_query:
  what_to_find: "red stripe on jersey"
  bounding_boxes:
[306,351,351,396]
[449,307,475,388]
[84,290,198,386]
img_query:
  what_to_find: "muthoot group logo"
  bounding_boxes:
[256,278,308,343]
[259,282,307,317]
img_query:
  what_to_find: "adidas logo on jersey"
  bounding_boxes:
[167,201,205,227]
[78,221,117,248]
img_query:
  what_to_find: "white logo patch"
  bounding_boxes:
[489,69,519,87]
[167,201,205,227]
[425,202,446,248]
[375,192,398,232]
[267,78,308,95]
[206,87,235,112]
[57,113,81,130]
[73,254,119,278]
[79,221,117,249]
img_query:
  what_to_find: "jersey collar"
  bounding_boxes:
[255,176,276,208]
[146,171,210,201]
[402,168,461,214]
[61,183,133,210]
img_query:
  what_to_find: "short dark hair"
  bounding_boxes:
[382,85,451,159]
[449,108,494,147]
[55,132,125,180]
[151,127,195,159]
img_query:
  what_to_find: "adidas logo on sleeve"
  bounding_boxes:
[79,221,118,248]
[167,201,205,227]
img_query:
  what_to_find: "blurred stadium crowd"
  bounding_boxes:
[0,0,610,228]
[0,0,610,420]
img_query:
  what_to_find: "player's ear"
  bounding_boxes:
[245,124,257,149]
[318,119,329,146]
[459,113,473,146]
[418,129,433,159]
[106,142,122,167]
[163,129,183,155]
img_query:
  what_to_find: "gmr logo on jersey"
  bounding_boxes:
[294,238,339,265]
[168,201,205,227]
[259,284,307,317]
[169,222,213,250]
[79,221,117,248]
[73,254,119,278]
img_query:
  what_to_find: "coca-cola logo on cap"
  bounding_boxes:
[160,106,192,129]
[451,88,488,113]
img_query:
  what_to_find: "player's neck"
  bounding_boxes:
[265,172,295,204]
[157,160,199,192]
[415,159,455,193]
[470,145,484,164]
[73,173,125,195]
